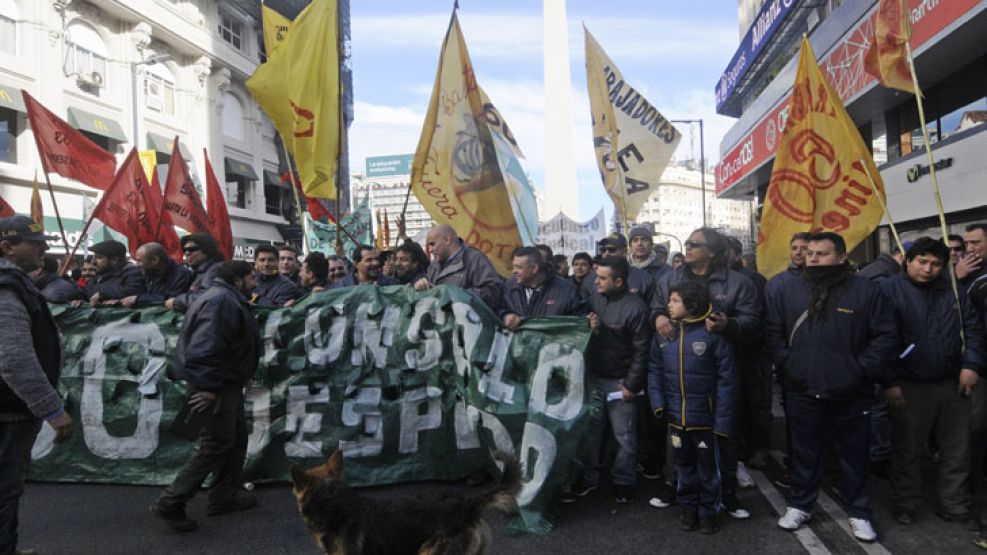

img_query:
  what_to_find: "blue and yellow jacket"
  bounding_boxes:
[647,305,736,436]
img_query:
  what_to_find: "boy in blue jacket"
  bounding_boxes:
[648,281,736,534]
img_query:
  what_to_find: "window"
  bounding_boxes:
[227,179,249,209]
[64,21,108,91]
[0,0,16,55]
[218,11,243,51]
[264,183,283,216]
[144,63,176,115]
[0,108,16,163]
[221,92,244,140]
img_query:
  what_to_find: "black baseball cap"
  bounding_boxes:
[0,215,56,242]
[598,233,628,249]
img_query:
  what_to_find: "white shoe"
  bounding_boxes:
[849,518,877,543]
[736,462,755,489]
[777,507,812,531]
[648,496,671,509]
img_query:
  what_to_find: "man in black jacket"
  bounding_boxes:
[564,256,650,505]
[417,224,503,310]
[166,233,224,313]
[628,224,671,285]
[394,240,428,286]
[252,244,302,307]
[32,254,85,303]
[765,232,897,543]
[881,237,984,526]
[580,234,656,305]
[82,240,145,306]
[151,261,260,532]
[278,245,301,286]
[333,244,398,287]
[299,252,330,293]
[500,247,585,329]
[111,243,192,308]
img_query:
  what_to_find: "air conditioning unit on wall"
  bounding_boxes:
[77,71,104,88]
[146,81,164,111]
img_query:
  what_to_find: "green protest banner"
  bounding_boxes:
[30,285,595,534]
[305,195,373,255]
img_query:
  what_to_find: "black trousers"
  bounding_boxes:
[158,383,247,513]
[671,428,720,518]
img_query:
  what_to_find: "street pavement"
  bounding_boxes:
[17,450,987,555]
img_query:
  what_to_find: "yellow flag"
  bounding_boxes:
[247,0,339,199]
[756,37,886,278]
[584,28,681,224]
[262,4,292,56]
[863,0,916,95]
[30,174,43,229]
[410,13,533,277]
[138,150,157,183]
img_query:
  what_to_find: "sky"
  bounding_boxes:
[347,0,742,222]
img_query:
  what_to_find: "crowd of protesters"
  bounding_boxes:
[5,211,987,550]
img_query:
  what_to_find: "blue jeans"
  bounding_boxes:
[0,419,42,555]
[786,393,872,519]
[584,378,638,487]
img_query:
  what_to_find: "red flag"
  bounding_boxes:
[203,150,234,260]
[149,166,184,263]
[863,0,916,94]
[0,194,14,218]
[282,171,335,223]
[22,90,117,190]
[92,149,176,260]
[161,137,211,234]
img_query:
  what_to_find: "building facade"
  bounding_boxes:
[352,154,435,249]
[715,0,987,259]
[636,162,754,254]
[0,0,300,259]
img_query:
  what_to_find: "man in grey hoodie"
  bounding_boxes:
[0,216,74,554]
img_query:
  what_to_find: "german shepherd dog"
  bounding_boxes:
[290,450,522,554]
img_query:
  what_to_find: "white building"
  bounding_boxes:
[352,154,434,248]
[0,0,295,258]
[635,162,754,253]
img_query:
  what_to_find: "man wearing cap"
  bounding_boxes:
[0,216,74,554]
[628,224,672,285]
[166,233,225,313]
[579,233,656,305]
[82,239,145,306]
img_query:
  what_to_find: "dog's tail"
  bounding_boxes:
[475,451,523,514]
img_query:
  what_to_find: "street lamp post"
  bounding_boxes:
[670,118,706,227]
[654,231,683,254]
[130,54,171,152]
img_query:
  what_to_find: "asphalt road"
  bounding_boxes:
[16,450,987,555]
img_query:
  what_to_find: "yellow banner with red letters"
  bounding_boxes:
[863,0,916,95]
[757,37,886,278]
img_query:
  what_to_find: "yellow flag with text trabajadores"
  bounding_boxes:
[248,0,338,199]
[756,37,886,279]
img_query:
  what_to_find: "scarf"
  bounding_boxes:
[804,263,851,317]
[629,251,657,270]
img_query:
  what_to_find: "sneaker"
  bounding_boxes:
[893,509,915,525]
[150,503,198,532]
[777,507,811,531]
[700,514,720,534]
[848,517,877,543]
[722,492,751,519]
[680,508,699,531]
[207,493,258,516]
[615,486,635,504]
[559,478,596,503]
[647,480,676,508]
[737,462,756,489]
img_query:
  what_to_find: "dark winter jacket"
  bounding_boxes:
[135,259,193,305]
[171,280,260,392]
[587,287,651,392]
[647,307,736,436]
[580,267,656,306]
[34,272,86,303]
[500,273,586,319]
[764,264,802,303]
[252,273,303,307]
[857,253,902,283]
[85,262,146,300]
[332,273,399,288]
[634,255,672,287]
[0,259,63,421]
[881,273,986,382]
[651,266,759,342]
[426,241,503,310]
[764,273,898,399]
[396,269,427,286]
[170,257,222,313]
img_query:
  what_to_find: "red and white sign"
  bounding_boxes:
[715,0,981,196]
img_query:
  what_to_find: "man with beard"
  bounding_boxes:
[81,240,145,306]
[252,245,302,307]
[766,232,896,543]
[166,233,225,313]
[394,240,429,286]
[334,245,398,287]
[328,255,349,286]
[110,243,192,308]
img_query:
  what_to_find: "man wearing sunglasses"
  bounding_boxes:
[166,233,225,313]
[579,233,656,306]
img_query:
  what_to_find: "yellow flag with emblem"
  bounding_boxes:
[756,37,886,278]
[262,3,292,55]
[410,12,538,277]
[247,0,338,199]
[584,27,681,224]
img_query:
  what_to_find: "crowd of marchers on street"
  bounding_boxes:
[6,213,987,551]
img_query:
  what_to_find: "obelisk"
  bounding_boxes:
[543,0,579,218]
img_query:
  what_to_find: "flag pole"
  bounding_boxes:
[278,140,309,255]
[39,169,72,265]
[857,158,903,255]
[57,196,101,277]
[904,41,965,348]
